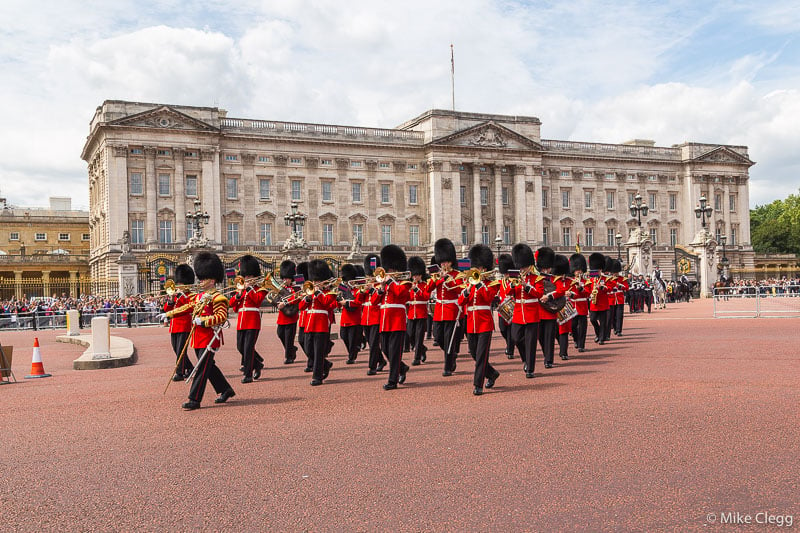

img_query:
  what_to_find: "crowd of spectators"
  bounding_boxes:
[719,277,800,295]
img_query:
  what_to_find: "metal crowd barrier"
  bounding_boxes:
[713,285,800,318]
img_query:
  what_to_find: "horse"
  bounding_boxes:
[650,273,667,309]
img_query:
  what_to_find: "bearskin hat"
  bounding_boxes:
[408,256,426,277]
[469,244,494,271]
[238,254,261,278]
[434,238,457,266]
[380,244,408,273]
[193,252,224,283]
[512,243,535,269]
[354,265,365,278]
[296,261,309,282]
[309,259,333,282]
[279,260,296,280]
[610,259,622,274]
[535,246,555,270]
[569,253,587,275]
[588,252,606,271]
[553,254,570,277]
[340,263,358,282]
[497,253,515,275]
[604,255,615,273]
[363,253,381,276]
[174,264,195,285]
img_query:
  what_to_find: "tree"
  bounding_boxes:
[750,191,800,254]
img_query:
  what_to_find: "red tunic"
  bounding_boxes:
[377,279,411,332]
[229,286,266,330]
[191,291,228,350]
[568,278,591,316]
[511,273,544,325]
[339,288,362,327]
[458,282,499,334]
[427,270,462,321]
[407,281,431,320]
[537,274,566,321]
[276,284,300,325]
[587,273,611,312]
[355,288,380,326]
[497,279,514,325]
[556,277,574,334]
[612,276,629,305]
[297,292,339,333]
[164,291,193,333]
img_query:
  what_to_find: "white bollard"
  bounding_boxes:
[66,310,80,336]
[91,317,111,359]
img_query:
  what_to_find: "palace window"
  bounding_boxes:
[353,224,363,245]
[480,186,489,206]
[225,154,238,161]
[9,232,19,241]
[584,172,593,179]
[585,191,593,209]
[650,228,657,244]
[226,178,238,200]
[130,148,143,155]
[259,179,271,200]
[542,227,549,246]
[714,194,722,211]
[81,233,90,241]
[35,233,47,241]
[322,224,334,246]
[185,151,197,158]
[730,227,737,245]
[409,225,419,246]
[502,187,509,206]
[461,225,468,245]
[158,221,172,244]
[627,174,636,181]
[670,228,677,247]
[607,228,615,246]
[130,173,143,195]
[669,193,677,211]
[648,175,657,181]
[460,186,467,206]
[185,175,198,197]
[258,156,269,163]
[482,225,490,245]
[322,181,333,202]
[157,149,170,156]
[585,228,594,247]
[408,184,418,205]
[562,227,571,247]
[715,228,722,243]
[290,157,302,164]
[649,192,657,210]
[381,184,391,204]
[131,221,144,244]
[628,192,636,207]
[560,170,570,177]
[291,180,302,202]
[605,173,615,180]
[158,174,171,196]
[381,225,392,246]
[321,159,332,166]
[606,191,615,209]
[350,161,362,168]
[729,194,737,212]
[186,220,194,240]
[542,189,548,208]
[562,189,570,208]
[352,182,362,203]
[503,225,511,245]
[380,162,390,169]
[58,233,70,241]
[227,222,239,245]
[407,163,418,170]
[260,223,272,245]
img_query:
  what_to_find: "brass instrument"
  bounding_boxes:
[588,273,609,305]
[262,273,287,304]
[233,275,246,291]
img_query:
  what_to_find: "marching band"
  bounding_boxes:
[161,241,639,409]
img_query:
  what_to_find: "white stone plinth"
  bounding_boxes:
[91,317,111,359]
[66,310,80,336]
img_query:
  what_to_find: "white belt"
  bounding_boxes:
[516,299,539,304]
[437,299,458,304]
[306,309,330,315]
[380,304,407,309]
[238,307,261,313]
[363,302,372,306]
[572,298,588,302]
[467,305,491,311]
[408,301,426,305]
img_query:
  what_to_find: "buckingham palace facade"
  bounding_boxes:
[81,100,755,289]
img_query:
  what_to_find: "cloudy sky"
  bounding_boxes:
[1,0,798,209]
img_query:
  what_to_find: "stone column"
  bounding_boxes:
[144,146,158,243]
[110,145,129,247]
[241,153,257,244]
[69,270,78,298]
[14,270,23,300]
[533,168,544,244]
[472,164,482,243]
[493,165,503,242]
[448,161,462,245]
[42,271,51,298]
[690,229,717,298]
[740,176,751,245]
[426,160,444,243]
[174,148,186,242]
[513,165,527,243]
[201,149,221,244]
[117,252,139,298]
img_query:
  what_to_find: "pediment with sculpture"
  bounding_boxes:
[109,105,219,132]
[428,121,542,151]
[691,146,754,166]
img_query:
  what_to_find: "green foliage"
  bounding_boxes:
[750,191,800,254]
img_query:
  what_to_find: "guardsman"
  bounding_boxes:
[428,238,462,376]
[338,263,362,364]
[298,260,339,386]
[458,244,501,396]
[611,260,628,334]
[553,254,573,361]
[568,254,590,353]
[587,252,611,345]
[604,256,617,342]
[229,255,266,383]
[406,256,430,366]
[375,245,411,390]
[163,264,195,381]
[511,243,544,378]
[175,252,235,410]
[356,254,386,375]
[497,253,516,360]
[275,260,300,364]
[535,247,564,369]
[295,262,313,372]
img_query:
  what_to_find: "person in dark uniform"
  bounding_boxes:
[338,263,363,365]
[229,255,267,383]
[375,244,411,390]
[161,264,195,381]
[406,256,431,366]
[427,238,462,376]
[275,260,300,364]
[295,261,312,371]
[568,253,590,353]
[511,243,544,378]
[587,252,611,344]
[496,253,516,360]
[298,260,339,386]
[535,247,564,369]
[356,254,386,375]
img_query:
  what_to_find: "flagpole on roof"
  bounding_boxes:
[450,44,455,112]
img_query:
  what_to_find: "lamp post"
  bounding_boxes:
[185,199,210,240]
[719,234,729,278]
[283,202,307,239]
[615,232,622,261]
[494,234,503,265]
[694,195,713,229]
[629,192,649,227]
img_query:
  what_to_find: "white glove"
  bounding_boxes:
[193,317,204,326]
[156,313,167,322]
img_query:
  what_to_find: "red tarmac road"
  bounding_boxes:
[1,300,798,531]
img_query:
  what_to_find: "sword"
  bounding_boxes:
[184,321,229,383]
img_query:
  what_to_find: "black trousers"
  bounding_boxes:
[276,322,298,362]
[434,320,460,372]
[381,330,408,386]
[306,331,332,381]
[605,304,616,340]
[426,315,433,338]
[558,331,569,358]
[499,319,515,357]
[614,304,625,334]
[538,319,557,366]
[170,331,194,376]
[365,324,384,370]
[589,310,608,341]
[408,318,427,362]
[512,322,539,373]
[340,324,362,362]
[237,329,263,379]
[189,347,231,403]
[571,315,588,350]
[468,331,497,388]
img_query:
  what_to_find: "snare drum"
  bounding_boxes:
[556,300,577,325]
[426,299,436,316]
[497,297,514,323]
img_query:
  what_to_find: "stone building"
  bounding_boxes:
[82,100,755,294]
[0,196,91,299]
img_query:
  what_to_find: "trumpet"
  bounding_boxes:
[371,268,412,284]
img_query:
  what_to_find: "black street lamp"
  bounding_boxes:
[629,192,649,227]
[719,234,729,275]
[284,202,307,239]
[615,232,622,260]
[185,199,210,239]
[494,234,503,265]
[694,195,713,229]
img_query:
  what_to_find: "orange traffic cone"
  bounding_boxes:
[25,337,52,379]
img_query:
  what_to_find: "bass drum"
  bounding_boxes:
[497,297,514,323]
[556,300,577,325]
